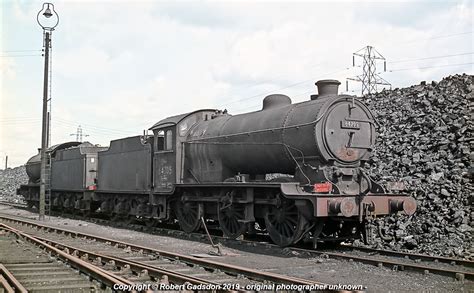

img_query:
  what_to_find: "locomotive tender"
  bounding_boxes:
[18,80,416,247]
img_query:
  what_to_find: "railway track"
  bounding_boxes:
[0,214,328,292]
[0,223,130,292]
[290,246,473,282]
[0,201,27,210]
[339,244,473,268]
[1,202,472,283]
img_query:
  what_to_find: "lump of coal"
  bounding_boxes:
[363,74,473,260]
[0,166,28,203]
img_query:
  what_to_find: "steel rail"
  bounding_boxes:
[0,264,28,293]
[0,275,15,293]
[0,223,134,289]
[36,235,223,286]
[289,246,473,281]
[4,210,470,282]
[7,203,471,272]
[339,244,474,268]
[0,201,27,209]
[0,215,322,286]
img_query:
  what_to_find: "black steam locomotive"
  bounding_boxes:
[18,80,416,247]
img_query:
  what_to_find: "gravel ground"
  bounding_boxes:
[0,205,471,293]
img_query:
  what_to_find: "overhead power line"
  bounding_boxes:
[231,68,353,113]
[0,116,136,135]
[0,117,41,121]
[216,67,350,109]
[389,62,474,72]
[55,117,136,135]
[395,31,473,45]
[1,49,42,53]
[389,52,474,64]
[0,54,42,57]
[222,61,325,96]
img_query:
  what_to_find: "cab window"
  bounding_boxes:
[165,130,173,150]
[156,129,173,151]
[157,130,165,151]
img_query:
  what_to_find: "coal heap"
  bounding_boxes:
[0,166,28,203]
[362,74,473,259]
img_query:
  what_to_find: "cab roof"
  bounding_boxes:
[149,109,217,130]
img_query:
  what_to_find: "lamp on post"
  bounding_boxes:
[37,2,59,221]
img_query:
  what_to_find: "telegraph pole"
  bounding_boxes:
[4,155,7,170]
[347,45,391,96]
[39,31,50,220]
[37,3,59,221]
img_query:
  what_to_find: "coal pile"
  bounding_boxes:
[361,74,473,259]
[0,166,28,203]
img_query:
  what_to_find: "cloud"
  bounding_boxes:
[151,2,239,29]
[0,57,16,81]
[55,46,111,78]
[1,0,473,167]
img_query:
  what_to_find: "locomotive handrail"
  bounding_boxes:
[185,96,374,143]
[343,117,374,123]
[184,112,328,142]
[346,145,373,150]
[345,115,381,128]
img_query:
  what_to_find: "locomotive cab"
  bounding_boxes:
[149,110,218,193]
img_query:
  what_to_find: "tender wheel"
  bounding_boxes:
[125,215,139,225]
[145,218,159,228]
[27,201,35,209]
[81,209,92,217]
[218,190,247,239]
[175,196,203,233]
[264,195,308,247]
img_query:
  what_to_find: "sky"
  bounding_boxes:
[1,0,473,167]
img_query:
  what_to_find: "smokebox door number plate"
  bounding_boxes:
[340,120,360,130]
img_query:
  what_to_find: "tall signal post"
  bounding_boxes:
[37,3,59,221]
[347,46,391,96]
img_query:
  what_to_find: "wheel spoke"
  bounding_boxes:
[281,221,290,237]
[265,197,308,247]
[287,216,298,225]
[284,221,295,235]
[231,219,238,233]
[175,199,201,233]
[218,196,247,239]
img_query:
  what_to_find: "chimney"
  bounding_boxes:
[311,79,341,100]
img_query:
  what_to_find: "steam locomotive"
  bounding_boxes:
[18,80,416,247]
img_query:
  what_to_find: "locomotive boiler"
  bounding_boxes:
[18,79,416,247]
[184,80,375,191]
